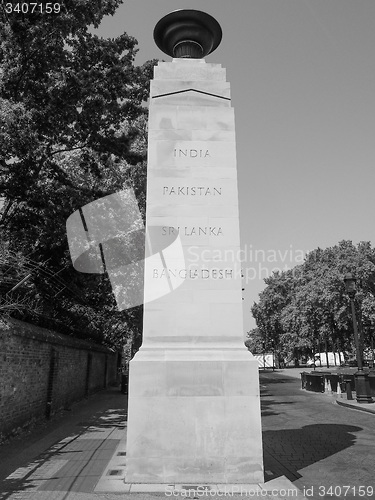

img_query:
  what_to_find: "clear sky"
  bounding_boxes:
[94,0,375,332]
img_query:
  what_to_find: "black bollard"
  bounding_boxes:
[345,379,353,400]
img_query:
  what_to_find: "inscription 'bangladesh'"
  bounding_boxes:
[163,186,222,196]
[152,268,233,279]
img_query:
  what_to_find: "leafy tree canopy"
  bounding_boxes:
[0,1,157,348]
[245,327,263,354]
[250,240,375,363]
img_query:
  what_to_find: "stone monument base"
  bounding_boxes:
[125,346,263,484]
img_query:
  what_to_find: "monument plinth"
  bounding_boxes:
[126,10,264,484]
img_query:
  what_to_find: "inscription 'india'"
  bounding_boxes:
[174,149,211,158]
[163,186,222,196]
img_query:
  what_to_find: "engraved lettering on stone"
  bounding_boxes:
[174,149,211,158]
[152,268,233,279]
[161,226,223,236]
[162,186,222,196]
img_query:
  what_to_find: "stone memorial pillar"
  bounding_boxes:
[126,10,264,484]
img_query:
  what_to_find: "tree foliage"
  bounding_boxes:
[0,1,157,347]
[250,240,375,363]
[244,327,263,354]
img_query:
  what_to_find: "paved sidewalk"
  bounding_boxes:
[1,372,374,499]
[0,387,128,499]
[0,385,305,499]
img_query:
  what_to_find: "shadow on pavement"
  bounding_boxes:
[74,408,127,431]
[262,423,362,483]
[259,375,293,384]
[260,398,296,417]
[0,390,127,499]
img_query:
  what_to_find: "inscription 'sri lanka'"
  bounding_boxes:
[142,58,243,349]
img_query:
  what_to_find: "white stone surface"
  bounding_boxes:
[126,352,263,483]
[146,178,239,210]
[126,57,263,484]
[146,203,240,218]
[148,129,235,142]
[148,105,235,132]
[145,215,240,247]
[148,140,237,168]
[154,59,227,81]
[152,91,231,108]
[151,79,231,99]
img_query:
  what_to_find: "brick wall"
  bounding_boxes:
[0,319,120,442]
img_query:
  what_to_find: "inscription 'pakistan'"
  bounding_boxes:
[162,226,223,236]
[163,187,222,196]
